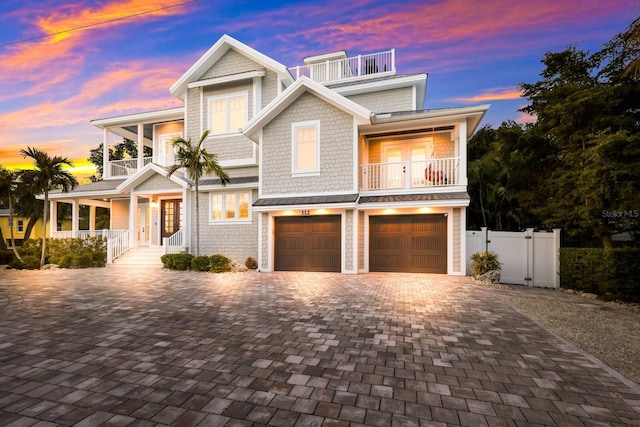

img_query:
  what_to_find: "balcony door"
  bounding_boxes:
[382,139,433,189]
[160,199,182,243]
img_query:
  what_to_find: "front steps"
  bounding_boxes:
[110,246,164,266]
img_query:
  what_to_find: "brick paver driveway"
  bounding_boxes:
[1,267,639,426]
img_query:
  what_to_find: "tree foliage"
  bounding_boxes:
[20,147,78,267]
[167,130,229,256]
[88,138,152,181]
[468,18,640,248]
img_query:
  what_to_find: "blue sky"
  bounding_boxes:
[0,0,637,177]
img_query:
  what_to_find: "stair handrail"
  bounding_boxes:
[107,230,131,263]
[163,228,185,255]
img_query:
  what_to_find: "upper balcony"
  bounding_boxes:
[107,155,175,178]
[288,49,395,84]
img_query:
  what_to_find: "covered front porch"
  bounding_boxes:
[48,164,191,264]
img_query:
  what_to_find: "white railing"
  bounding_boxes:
[108,157,154,177]
[107,230,131,263]
[152,154,175,168]
[360,157,459,191]
[163,228,185,255]
[288,49,395,84]
[52,229,128,240]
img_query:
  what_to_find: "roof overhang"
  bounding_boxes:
[91,107,184,129]
[170,34,293,100]
[116,163,190,193]
[363,104,490,138]
[243,76,371,142]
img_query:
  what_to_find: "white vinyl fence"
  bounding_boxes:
[466,227,560,288]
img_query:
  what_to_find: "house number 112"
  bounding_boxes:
[301,210,310,216]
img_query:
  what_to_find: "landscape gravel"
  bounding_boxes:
[492,284,640,386]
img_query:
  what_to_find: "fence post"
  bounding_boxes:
[525,228,535,286]
[481,227,488,252]
[553,228,561,288]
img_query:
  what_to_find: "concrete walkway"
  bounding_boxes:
[0,267,639,426]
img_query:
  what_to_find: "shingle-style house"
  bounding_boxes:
[49,35,488,274]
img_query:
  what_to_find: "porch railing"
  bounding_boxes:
[163,228,185,255]
[52,229,128,240]
[360,157,459,191]
[107,230,131,264]
[288,49,395,84]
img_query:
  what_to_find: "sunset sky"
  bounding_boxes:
[0,0,638,179]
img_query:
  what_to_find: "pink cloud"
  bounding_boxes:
[452,87,523,103]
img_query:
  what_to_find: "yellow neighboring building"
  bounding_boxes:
[0,209,54,247]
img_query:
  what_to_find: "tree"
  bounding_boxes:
[621,16,640,78]
[12,183,44,242]
[520,39,640,247]
[166,131,229,256]
[0,167,22,260]
[87,138,153,181]
[20,147,78,267]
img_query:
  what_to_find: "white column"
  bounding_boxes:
[71,200,79,238]
[137,123,144,171]
[103,128,110,179]
[129,194,138,248]
[459,120,468,186]
[89,205,96,232]
[49,201,57,237]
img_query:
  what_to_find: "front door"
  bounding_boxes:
[160,199,182,243]
[137,204,150,245]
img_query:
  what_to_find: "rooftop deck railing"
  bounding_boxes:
[288,49,395,84]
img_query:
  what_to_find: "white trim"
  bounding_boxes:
[207,91,249,135]
[360,185,468,197]
[352,209,358,274]
[253,76,261,116]
[199,87,204,136]
[184,96,188,142]
[218,157,257,168]
[252,202,357,213]
[352,121,359,194]
[91,107,184,128]
[257,211,263,271]
[267,212,274,272]
[447,208,454,275]
[291,120,320,175]
[358,199,470,210]
[258,189,356,199]
[199,182,258,191]
[341,211,347,273]
[187,70,265,89]
[258,131,264,197]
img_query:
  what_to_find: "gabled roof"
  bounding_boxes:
[170,34,293,99]
[116,163,190,193]
[243,76,372,142]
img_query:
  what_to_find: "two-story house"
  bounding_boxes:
[48,35,488,274]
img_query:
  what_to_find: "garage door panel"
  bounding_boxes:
[275,216,341,272]
[370,215,447,273]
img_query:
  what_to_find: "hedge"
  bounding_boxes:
[559,248,640,302]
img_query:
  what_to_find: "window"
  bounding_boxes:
[17,220,24,233]
[292,121,320,174]
[208,93,247,134]
[210,191,251,222]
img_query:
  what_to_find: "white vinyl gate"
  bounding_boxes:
[466,228,560,288]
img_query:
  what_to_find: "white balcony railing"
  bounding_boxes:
[107,230,131,263]
[288,49,395,84]
[109,157,154,177]
[360,157,459,191]
[163,228,185,255]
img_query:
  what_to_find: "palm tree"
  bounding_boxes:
[20,147,78,268]
[622,16,640,78]
[167,130,229,256]
[0,167,22,260]
[12,180,44,242]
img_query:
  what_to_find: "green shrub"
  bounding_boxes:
[245,257,258,270]
[172,253,194,270]
[8,255,40,270]
[470,251,501,277]
[74,253,94,268]
[92,251,107,266]
[191,256,211,272]
[210,254,231,273]
[20,239,42,258]
[161,254,173,269]
[0,250,16,265]
[560,248,640,302]
[58,255,74,269]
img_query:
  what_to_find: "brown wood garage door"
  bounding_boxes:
[369,214,447,273]
[274,216,341,272]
